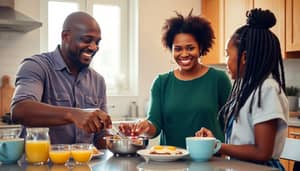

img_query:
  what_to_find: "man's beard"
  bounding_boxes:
[68,49,90,69]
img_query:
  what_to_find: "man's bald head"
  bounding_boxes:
[60,11,101,72]
[63,12,100,32]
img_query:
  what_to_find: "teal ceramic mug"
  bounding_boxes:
[186,137,221,161]
[0,138,24,164]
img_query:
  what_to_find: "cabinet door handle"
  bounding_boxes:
[289,132,300,136]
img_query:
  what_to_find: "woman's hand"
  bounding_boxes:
[119,119,154,137]
[118,123,135,136]
[132,120,152,135]
[195,127,215,138]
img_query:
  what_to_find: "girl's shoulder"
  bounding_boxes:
[261,78,281,91]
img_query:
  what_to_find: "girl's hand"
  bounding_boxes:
[195,127,215,138]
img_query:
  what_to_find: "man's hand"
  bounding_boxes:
[72,108,112,133]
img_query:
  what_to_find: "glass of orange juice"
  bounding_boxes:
[71,144,93,165]
[25,128,50,165]
[49,144,71,165]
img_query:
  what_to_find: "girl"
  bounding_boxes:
[196,8,288,171]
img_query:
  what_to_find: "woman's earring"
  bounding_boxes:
[198,56,202,63]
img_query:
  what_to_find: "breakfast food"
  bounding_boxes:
[149,145,183,155]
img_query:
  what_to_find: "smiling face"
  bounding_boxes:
[61,15,101,70]
[225,38,246,80]
[172,33,201,72]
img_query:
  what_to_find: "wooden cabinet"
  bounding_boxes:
[201,0,223,64]
[281,158,289,171]
[286,0,300,51]
[252,0,286,57]
[223,0,253,56]
[201,0,289,64]
[201,0,252,64]
[288,126,300,138]
[281,126,300,171]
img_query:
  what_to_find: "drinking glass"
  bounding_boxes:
[71,144,93,165]
[49,144,71,165]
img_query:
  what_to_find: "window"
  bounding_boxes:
[40,0,138,96]
[48,1,80,51]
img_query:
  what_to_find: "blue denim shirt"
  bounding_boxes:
[12,46,107,145]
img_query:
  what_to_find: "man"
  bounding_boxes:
[11,12,111,149]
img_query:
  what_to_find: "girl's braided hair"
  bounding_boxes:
[219,8,286,126]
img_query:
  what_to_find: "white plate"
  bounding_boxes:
[137,149,189,162]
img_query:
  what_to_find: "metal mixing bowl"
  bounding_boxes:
[104,135,149,155]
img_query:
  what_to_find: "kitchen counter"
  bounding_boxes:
[288,117,300,127]
[1,150,278,171]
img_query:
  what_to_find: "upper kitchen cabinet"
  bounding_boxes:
[201,0,253,64]
[201,0,221,64]
[224,0,253,54]
[286,0,300,52]
[201,0,286,64]
[252,0,286,57]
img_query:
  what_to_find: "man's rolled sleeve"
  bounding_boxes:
[11,58,45,107]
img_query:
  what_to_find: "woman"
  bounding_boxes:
[196,8,288,170]
[120,11,231,148]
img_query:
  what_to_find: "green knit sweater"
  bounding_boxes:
[147,68,232,148]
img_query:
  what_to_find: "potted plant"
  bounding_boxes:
[286,86,299,111]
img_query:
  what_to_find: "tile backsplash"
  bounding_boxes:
[284,58,300,92]
[0,31,40,85]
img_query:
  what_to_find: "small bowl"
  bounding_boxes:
[104,135,148,155]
